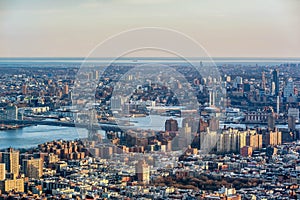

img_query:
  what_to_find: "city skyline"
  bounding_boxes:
[1,1,300,198]
[0,49,300,199]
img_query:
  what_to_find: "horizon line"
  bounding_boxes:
[0,56,300,59]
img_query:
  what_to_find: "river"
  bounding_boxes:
[0,115,182,149]
[0,115,295,149]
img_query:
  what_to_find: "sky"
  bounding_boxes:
[0,0,299,58]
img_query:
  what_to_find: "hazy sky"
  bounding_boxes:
[0,0,299,57]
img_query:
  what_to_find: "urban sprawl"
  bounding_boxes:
[0,61,300,199]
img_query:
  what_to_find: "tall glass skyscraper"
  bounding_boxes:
[272,69,279,96]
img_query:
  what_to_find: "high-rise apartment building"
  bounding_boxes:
[246,133,262,150]
[0,178,24,193]
[0,163,5,181]
[2,148,19,179]
[217,129,260,154]
[217,130,231,153]
[264,130,282,146]
[217,131,238,153]
[22,158,43,179]
[135,160,150,184]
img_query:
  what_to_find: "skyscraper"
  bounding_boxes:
[272,69,279,96]
[276,96,280,114]
[2,148,19,179]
